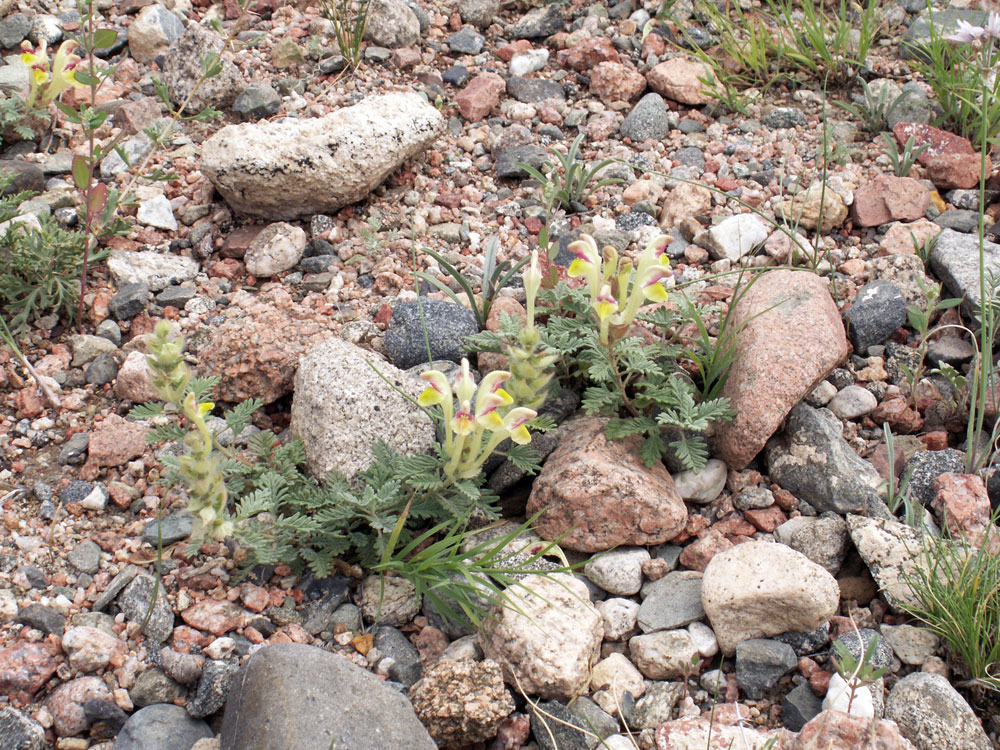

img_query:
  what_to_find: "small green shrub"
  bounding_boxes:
[0,172,96,331]
[320,0,373,70]
[903,522,1000,693]
[880,132,929,178]
[518,132,623,214]
[835,78,914,133]
[913,21,1000,148]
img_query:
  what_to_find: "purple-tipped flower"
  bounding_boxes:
[947,12,1000,43]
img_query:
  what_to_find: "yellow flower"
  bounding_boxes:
[501,407,537,445]
[567,234,602,300]
[19,40,84,107]
[594,284,619,321]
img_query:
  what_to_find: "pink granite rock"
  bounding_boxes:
[86,414,148,468]
[114,350,160,403]
[526,416,687,552]
[589,61,646,103]
[716,270,848,469]
[456,73,506,121]
[196,286,336,404]
[646,57,716,105]
[894,122,989,190]
[0,642,58,702]
[878,219,941,256]
[181,600,251,636]
[47,676,112,737]
[931,473,1000,551]
[852,175,930,227]
[557,37,619,71]
[793,710,916,750]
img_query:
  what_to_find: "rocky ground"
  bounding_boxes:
[1,0,1000,747]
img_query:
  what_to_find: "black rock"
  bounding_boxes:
[445,27,485,54]
[142,511,194,546]
[530,700,591,750]
[131,667,185,707]
[762,107,807,129]
[833,627,893,670]
[300,574,350,635]
[187,659,240,718]
[678,118,705,134]
[508,4,564,38]
[17,603,65,636]
[318,55,346,75]
[782,682,823,731]
[609,0,636,19]
[843,280,907,351]
[0,13,32,49]
[84,353,119,385]
[935,209,980,233]
[0,707,45,750]
[735,638,798,700]
[300,255,337,274]
[496,143,548,179]
[58,432,90,466]
[154,285,197,307]
[766,403,888,516]
[373,626,423,687]
[771,623,830,656]
[83,699,128,739]
[827,368,855,389]
[616,211,658,232]
[0,160,45,196]
[384,298,479,369]
[113,704,212,750]
[442,65,470,86]
[620,93,671,143]
[507,77,565,103]
[118,573,175,643]
[220,643,437,749]
[17,565,47,590]
[109,282,150,321]
[571,696,620,740]
[901,448,967,507]
[232,85,281,121]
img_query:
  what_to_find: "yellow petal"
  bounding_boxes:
[418,386,444,406]
[568,258,593,278]
[477,411,505,431]
[643,282,668,302]
[510,424,532,444]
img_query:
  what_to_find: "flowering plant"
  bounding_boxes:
[419,359,537,480]
[568,233,673,345]
[144,321,233,542]
[20,40,85,107]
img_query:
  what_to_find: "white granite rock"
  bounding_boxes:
[480,574,603,700]
[584,547,650,596]
[701,541,840,655]
[200,92,444,219]
[670,458,728,504]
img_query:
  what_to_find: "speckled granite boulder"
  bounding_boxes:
[716,270,848,469]
[200,92,444,219]
[526,417,687,552]
[291,336,436,481]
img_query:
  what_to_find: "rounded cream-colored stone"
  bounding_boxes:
[479,574,603,700]
[628,630,700,680]
[589,652,645,698]
[701,541,840,655]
